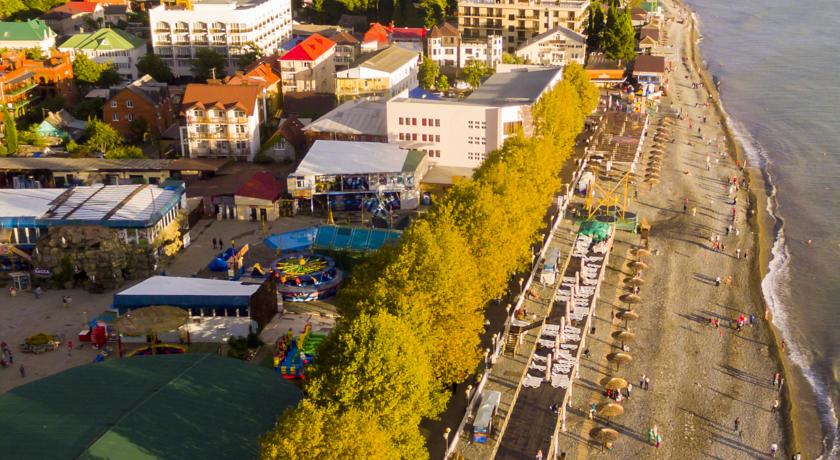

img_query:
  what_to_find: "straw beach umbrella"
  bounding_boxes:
[592,427,621,451]
[633,248,652,258]
[621,293,642,304]
[600,376,629,390]
[618,309,640,329]
[625,276,646,285]
[607,352,633,371]
[612,330,636,348]
[630,261,649,270]
[597,402,625,417]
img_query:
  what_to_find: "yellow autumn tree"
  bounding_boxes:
[563,61,600,115]
[260,401,398,460]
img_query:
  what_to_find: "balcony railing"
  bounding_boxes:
[189,131,251,140]
[187,115,248,124]
[4,81,37,97]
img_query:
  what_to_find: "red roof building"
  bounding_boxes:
[279,33,335,62]
[234,171,285,221]
[391,27,426,40]
[279,33,336,94]
[363,23,390,47]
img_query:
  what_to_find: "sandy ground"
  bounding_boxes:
[557,3,788,459]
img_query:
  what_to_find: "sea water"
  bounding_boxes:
[684,0,840,456]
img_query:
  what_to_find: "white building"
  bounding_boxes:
[180,83,263,161]
[58,28,147,81]
[427,22,502,69]
[514,25,586,67]
[386,67,562,169]
[0,20,57,52]
[335,45,419,101]
[148,0,292,78]
[278,33,336,93]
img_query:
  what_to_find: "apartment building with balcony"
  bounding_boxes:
[180,84,262,161]
[149,0,292,78]
[335,45,419,102]
[458,0,589,53]
[428,22,502,69]
[58,28,146,81]
[514,24,586,67]
[279,33,335,94]
[0,50,76,104]
[0,69,38,118]
[385,67,562,169]
[327,31,359,70]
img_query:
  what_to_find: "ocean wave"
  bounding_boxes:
[731,116,840,458]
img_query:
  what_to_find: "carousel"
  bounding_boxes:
[272,253,343,302]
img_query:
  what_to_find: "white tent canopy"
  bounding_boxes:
[292,140,410,176]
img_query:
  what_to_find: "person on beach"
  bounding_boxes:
[645,376,651,390]
[626,383,633,398]
[19,364,25,378]
[734,417,740,432]
[772,399,779,414]
[648,427,655,444]
[656,434,662,449]
[770,443,778,457]
[736,248,741,259]
[212,237,217,249]
[715,276,721,287]
[641,374,646,389]
[773,371,781,387]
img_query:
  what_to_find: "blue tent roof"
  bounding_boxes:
[408,86,442,100]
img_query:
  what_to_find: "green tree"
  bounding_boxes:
[587,5,606,50]
[191,48,227,80]
[418,56,440,90]
[563,61,600,115]
[0,0,26,19]
[260,401,399,460]
[25,47,45,60]
[73,54,104,86]
[136,53,173,82]
[502,52,524,64]
[420,0,445,28]
[462,59,492,88]
[128,118,149,140]
[72,98,104,120]
[436,74,450,93]
[236,42,264,70]
[106,144,143,159]
[40,94,66,113]
[1,108,17,154]
[602,6,635,62]
[97,65,121,87]
[84,118,124,154]
[19,124,47,148]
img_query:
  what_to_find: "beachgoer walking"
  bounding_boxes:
[772,399,779,414]
[715,276,721,287]
[641,374,646,389]
[656,434,662,449]
[770,443,778,457]
[734,417,740,432]
[749,313,755,325]
[535,449,543,460]
[645,376,651,390]
[34,286,42,299]
[19,365,25,378]
[773,371,781,387]
[736,248,741,259]
[683,197,688,213]
[212,237,217,249]
[627,383,633,398]
[589,403,596,419]
[692,207,697,216]
[67,340,73,356]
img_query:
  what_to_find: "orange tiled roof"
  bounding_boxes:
[181,84,261,116]
[363,23,389,45]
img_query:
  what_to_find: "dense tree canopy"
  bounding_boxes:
[602,5,636,62]
[136,53,173,82]
[261,61,598,459]
[462,59,492,88]
[73,54,120,87]
[191,49,227,80]
[418,56,440,90]
[2,108,18,155]
[563,62,600,115]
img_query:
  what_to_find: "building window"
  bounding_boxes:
[399,117,404,125]
[422,118,427,126]
[126,100,134,108]
[435,135,440,142]
[112,113,119,121]
[127,114,134,121]
[435,119,440,127]
[412,133,417,141]
[111,100,117,108]
[412,118,417,125]
[399,133,404,140]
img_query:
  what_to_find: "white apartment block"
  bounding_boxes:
[458,0,590,53]
[335,45,419,101]
[149,0,292,78]
[515,25,586,67]
[278,33,336,93]
[386,67,562,168]
[180,84,262,161]
[428,23,502,69]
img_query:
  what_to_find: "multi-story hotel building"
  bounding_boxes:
[458,0,590,53]
[386,67,562,169]
[180,83,262,161]
[148,0,292,78]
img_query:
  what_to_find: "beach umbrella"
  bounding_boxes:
[618,310,640,329]
[591,427,621,451]
[597,402,625,417]
[630,260,649,270]
[612,330,636,348]
[634,248,652,257]
[647,178,660,185]
[621,293,642,304]
[624,276,646,286]
[648,172,661,179]
[600,376,629,390]
[607,352,633,371]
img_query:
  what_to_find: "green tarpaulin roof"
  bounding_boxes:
[59,27,145,51]
[0,354,301,460]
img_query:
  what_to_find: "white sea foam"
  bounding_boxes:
[725,109,840,458]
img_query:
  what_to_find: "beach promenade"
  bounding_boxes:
[554,1,789,458]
